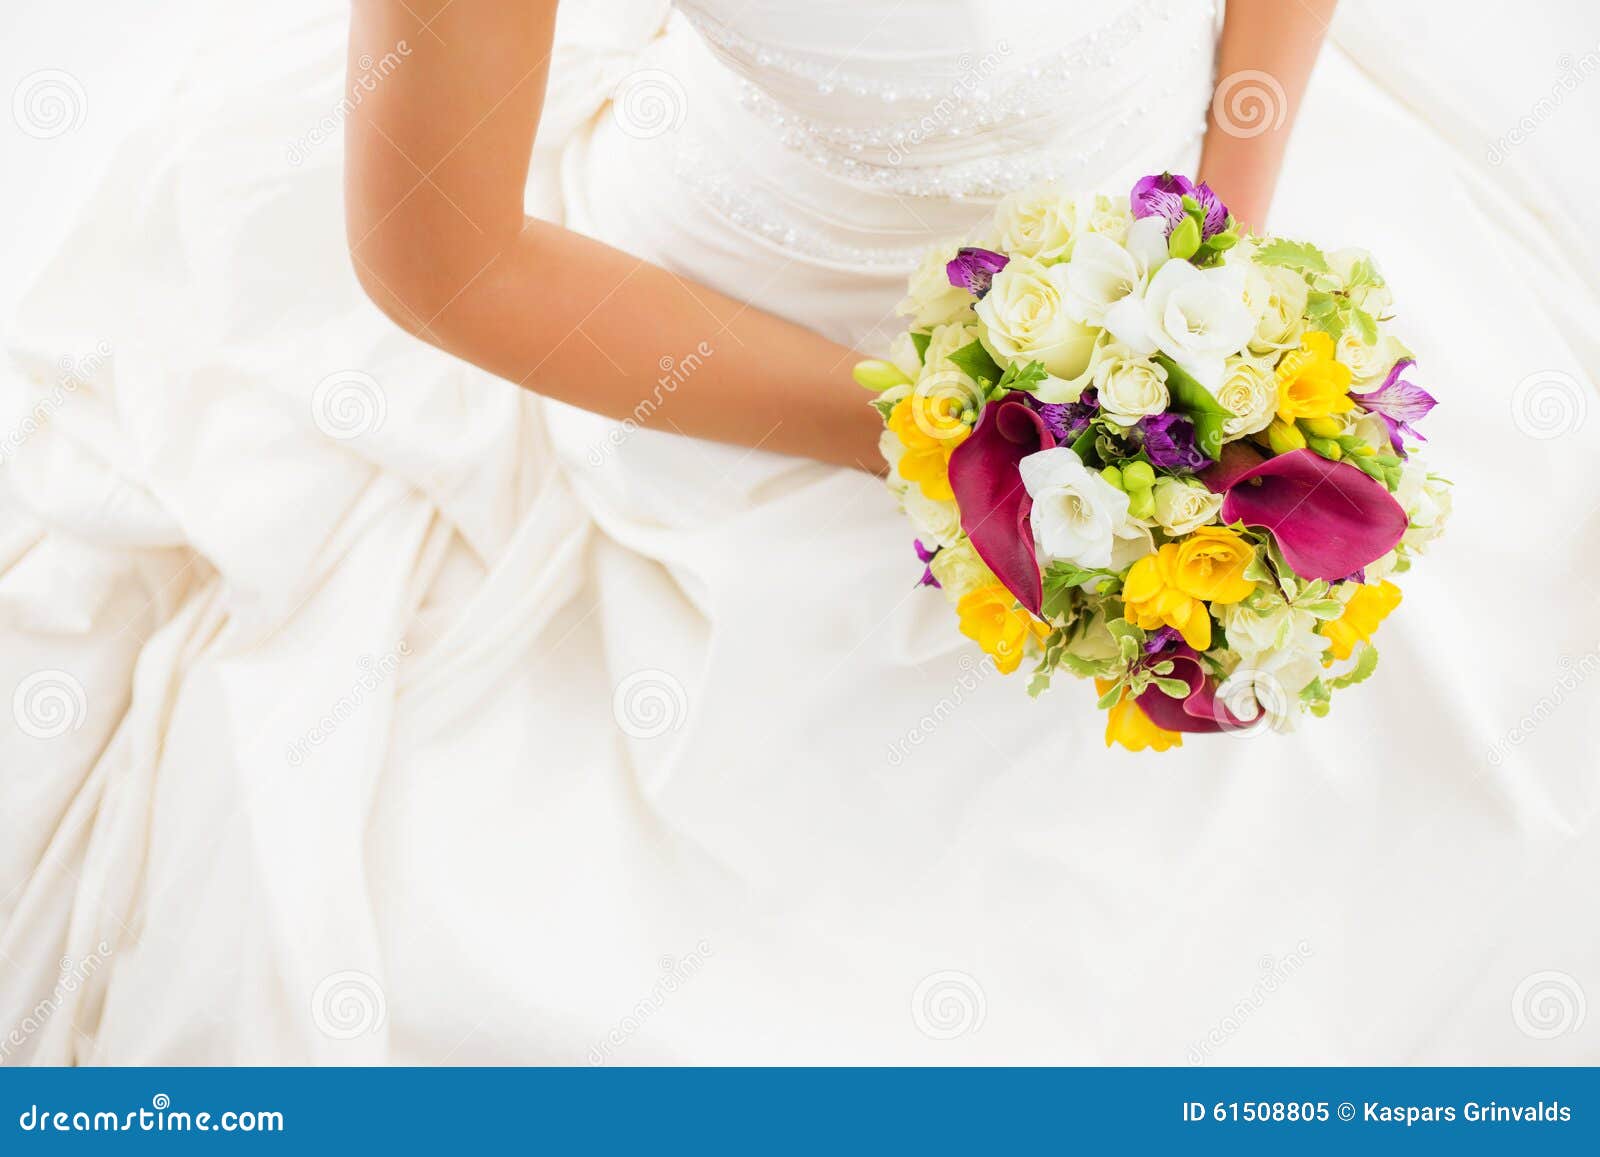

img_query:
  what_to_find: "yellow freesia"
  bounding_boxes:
[1275,331,1354,423]
[1121,528,1256,651]
[1321,580,1402,661]
[957,583,1049,674]
[1095,679,1183,752]
[887,394,969,501]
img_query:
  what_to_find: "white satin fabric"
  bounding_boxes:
[2,0,1599,1064]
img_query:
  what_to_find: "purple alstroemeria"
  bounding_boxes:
[1143,626,1183,655]
[1349,358,1437,454]
[914,539,941,588]
[1136,411,1212,472]
[945,246,1009,299]
[1036,388,1100,442]
[1129,172,1229,239]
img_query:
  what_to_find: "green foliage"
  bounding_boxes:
[1330,643,1381,690]
[909,330,931,364]
[947,339,1003,386]
[1253,238,1330,275]
[1153,354,1230,458]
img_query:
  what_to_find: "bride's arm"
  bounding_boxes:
[345,0,883,472]
[1197,0,1338,230]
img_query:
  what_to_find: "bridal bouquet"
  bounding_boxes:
[860,174,1451,751]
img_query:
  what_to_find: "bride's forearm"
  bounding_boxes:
[1198,0,1336,231]
[344,0,881,473]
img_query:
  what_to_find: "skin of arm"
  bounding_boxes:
[345,0,885,471]
[1197,0,1337,231]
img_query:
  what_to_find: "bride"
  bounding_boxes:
[2,0,1597,1064]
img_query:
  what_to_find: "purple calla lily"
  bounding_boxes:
[1213,449,1408,582]
[946,396,1054,616]
[1134,646,1246,733]
[945,246,1009,299]
[1350,358,1436,454]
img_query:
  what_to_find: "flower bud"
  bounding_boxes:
[1266,418,1307,455]
[1307,436,1343,460]
[852,359,911,391]
[1099,465,1124,490]
[1298,416,1344,439]
[1127,487,1156,521]
[1121,460,1156,491]
[1167,216,1201,261]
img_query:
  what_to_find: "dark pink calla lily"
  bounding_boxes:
[1215,448,1407,581]
[1135,647,1243,733]
[946,396,1053,616]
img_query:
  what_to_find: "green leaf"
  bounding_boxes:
[1095,681,1126,711]
[1151,677,1192,699]
[1254,237,1330,275]
[997,359,1049,395]
[909,331,931,364]
[1069,425,1098,464]
[1154,354,1230,459]
[948,339,1003,386]
[1330,643,1380,690]
[1353,308,1378,345]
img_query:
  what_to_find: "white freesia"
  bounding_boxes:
[993,183,1076,261]
[1093,352,1170,426]
[1215,356,1278,440]
[887,330,923,380]
[1070,192,1133,245]
[1103,257,1254,391]
[897,242,976,328]
[1395,461,1452,549]
[975,257,1098,380]
[1241,257,1309,356]
[1064,216,1168,325]
[1018,447,1153,570]
[1151,477,1224,536]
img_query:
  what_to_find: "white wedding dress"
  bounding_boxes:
[3,0,1599,1064]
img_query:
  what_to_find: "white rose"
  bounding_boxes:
[928,540,993,604]
[1216,356,1278,440]
[1365,549,1400,584]
[975,257,1098,380]
[993,183,1076,262]
[879,427,906,475]
[1151,477,1224,536]
[1070,193,1133,246]
[1064,216,1168,326]
[1240,258,1309,357]
[900,486,964,549]
[1217,599,1326,660]
[888,330,923,380]
[1018,446,1153,570]
[1064,610,1120,662]
[920,322,983,377]
[1328,247,1394,314]
[1336,328,1409,387]
[1215,637,1324,732]
[1093,353,1170,427]
[1395,461,1452,550]
[1349,411,1391,453]
[1103,258,1254,391]
[897,242,976,329]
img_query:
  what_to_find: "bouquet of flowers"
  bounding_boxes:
[860,173,1451,751]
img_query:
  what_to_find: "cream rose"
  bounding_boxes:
[897,242,976,329]
[1069,192,1132,246]
[1092,353,1170,426]
[975,257,1098,380]
[1241,259,1309,357]
[993,183,1076,262]
[1151,477,1224,536]
[901,486,964,549]
[1336,328,1409,387]
[928,540,993,604]
[1216,356,1278,440]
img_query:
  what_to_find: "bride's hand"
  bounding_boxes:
[1197,0,1337,232]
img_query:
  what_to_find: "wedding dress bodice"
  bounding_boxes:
[661,0,1218,267]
